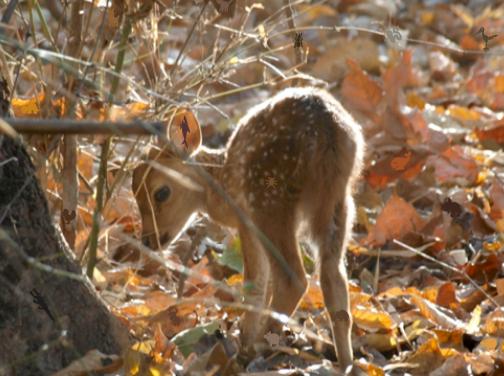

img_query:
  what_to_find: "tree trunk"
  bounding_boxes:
[0,134,129,375]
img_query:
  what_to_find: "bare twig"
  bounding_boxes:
[86,138,109,279]
[0,0,18,36]
[87,11,133,278]
[283,0,302,66]
[393,239,499,307]
[61,135,78,248]
[59,0,85,249]
[169,1,209,78]
[4,118,164,134]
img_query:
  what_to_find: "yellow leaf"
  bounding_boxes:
[478,336,498,351]
[497,218,504,233]
[299,4,337,20]
[447,105,480,121]
[483,240,502,252]
[226,273,243,286]
[484,307,504,336]
[300,280,324,310]
[12,93,44,117]
[352,305,396,331]
[407,92,426,109]
[495,75,504,93]
[420,11,434,25]
[132,340,154,354]
[362,333,398,352]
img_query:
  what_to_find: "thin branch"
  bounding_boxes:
[283,0,302,65]
[393,239,499,307]
[169,1,209,78]
[4,118,165,135]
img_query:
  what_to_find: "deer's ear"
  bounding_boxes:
[166,108,202,156]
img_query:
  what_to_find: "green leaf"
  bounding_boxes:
[214,237,243,273]
[172,321,220,357]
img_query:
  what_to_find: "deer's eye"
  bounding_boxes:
[154,186,171,203]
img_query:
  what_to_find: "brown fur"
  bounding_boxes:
[132,87,364,371]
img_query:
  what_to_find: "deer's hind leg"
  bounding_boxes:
[311,194,355,371]
[255,213,308,335]
[238,224,271,347]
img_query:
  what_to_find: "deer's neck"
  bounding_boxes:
[193,146,236,226]
[194,146,225,181]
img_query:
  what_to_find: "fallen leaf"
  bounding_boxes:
[483,307,504,336]
[427,146,479,185]
[352,305,396,331]
[410,295,465,329]
[366,194,424,246]
[52,349,122,376]
[341,59,383,113]
[383,50,417,112]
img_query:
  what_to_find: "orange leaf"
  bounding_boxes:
[436,282,460,310]
[341,59,383,113]
[383,50,416,111]
[427,146,479,185]
[489,178,504,219]
[475,120,504,145]
[110,102,150,121]
[366,194,424,246]
[495,75,504,93]
[366,148,427,189]
[459,34,480,50]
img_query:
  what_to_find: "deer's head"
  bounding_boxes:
[132,111,203,249]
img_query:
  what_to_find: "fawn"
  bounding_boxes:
[132,87,364,371]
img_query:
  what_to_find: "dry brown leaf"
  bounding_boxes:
[52,349,122,376]
[429,353,470,376]
[366,194,424,246]
[310,37,380,83]
[406,337,457,375]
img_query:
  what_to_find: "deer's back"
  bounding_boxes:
[222,87,363,214]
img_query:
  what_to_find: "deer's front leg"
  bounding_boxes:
[238,226,271,347]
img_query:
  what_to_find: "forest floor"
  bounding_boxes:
[4,0,504,375]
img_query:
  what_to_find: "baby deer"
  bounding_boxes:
[132,87,364,371]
